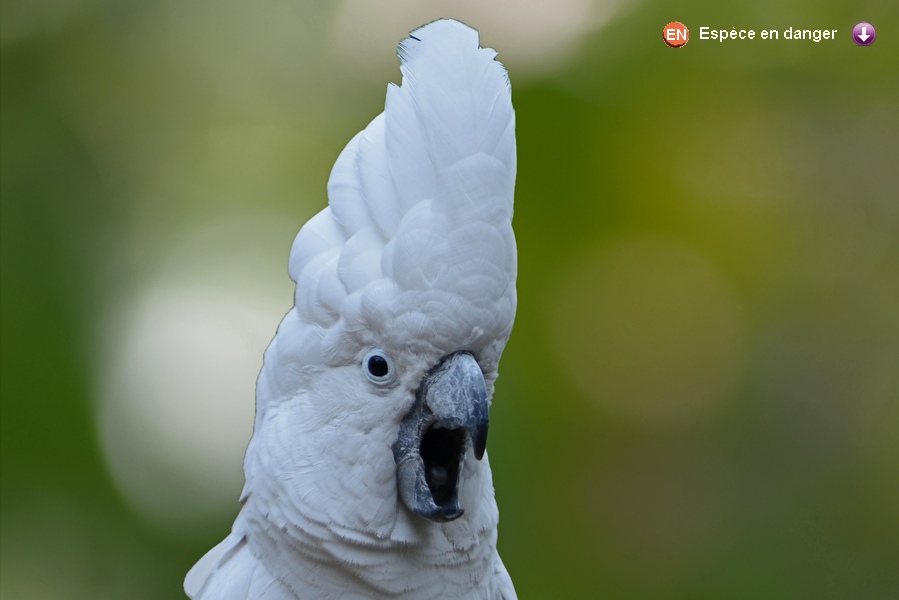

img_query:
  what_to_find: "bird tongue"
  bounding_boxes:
[428,464,449,485]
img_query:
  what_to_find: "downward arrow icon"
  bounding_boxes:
[853,22,876,46]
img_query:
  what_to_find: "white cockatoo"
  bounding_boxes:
[184,19,517,599]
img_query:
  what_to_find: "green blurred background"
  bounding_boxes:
[2,0,897,598]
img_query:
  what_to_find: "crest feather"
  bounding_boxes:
[283,18,516,371]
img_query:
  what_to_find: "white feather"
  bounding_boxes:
[187,19,517,599]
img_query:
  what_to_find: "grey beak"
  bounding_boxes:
[393,352,489,522]
[420,352,489,460]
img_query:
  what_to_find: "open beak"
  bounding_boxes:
[393,352,489,522]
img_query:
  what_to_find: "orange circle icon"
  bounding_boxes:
[663,22,689,48]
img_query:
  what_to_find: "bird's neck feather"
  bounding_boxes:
[237,409,502,595]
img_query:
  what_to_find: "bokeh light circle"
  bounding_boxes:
[94,218,292,532]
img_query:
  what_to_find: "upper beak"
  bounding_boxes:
[393,352,489,522]
[420,352,489,460]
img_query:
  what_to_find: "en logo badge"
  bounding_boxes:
[663,22,689,48]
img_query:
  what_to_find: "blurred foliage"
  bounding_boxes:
[2,0,898,598]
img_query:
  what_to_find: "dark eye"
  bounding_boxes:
[363,349,395,385]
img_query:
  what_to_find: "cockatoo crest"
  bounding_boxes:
[275,18,516,388]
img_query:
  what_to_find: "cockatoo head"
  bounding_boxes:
[244,19,516,544]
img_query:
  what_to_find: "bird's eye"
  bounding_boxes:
[363,349,396,385]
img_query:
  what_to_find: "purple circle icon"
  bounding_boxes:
[852,22,876,46]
